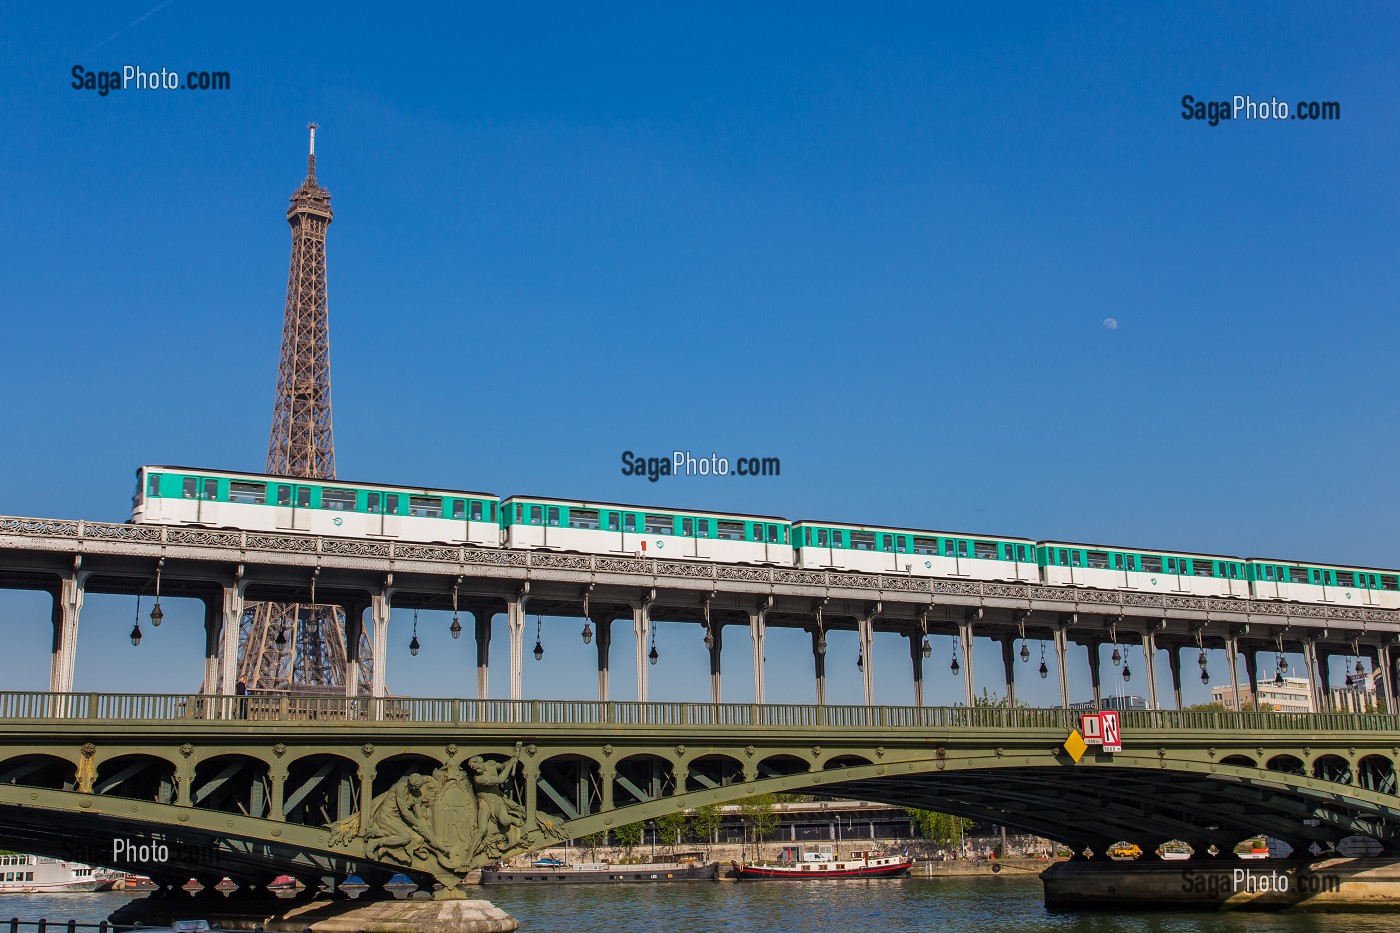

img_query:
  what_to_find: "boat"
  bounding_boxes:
[731,844,912,880]
[0,854,122,893]
[482,852,719,884]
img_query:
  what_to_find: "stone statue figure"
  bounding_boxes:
[327,745,566,889]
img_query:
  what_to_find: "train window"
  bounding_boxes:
[277,486,291,506]
[546,507,561,526]
[229,482,266,505]
[1192,561,1213,577]
[383,494,397,515]
[1057,548,1068,566]
[1336,571,1355,587]
[607,512,620,531]
[645,514,673,535]
[768,524,780,543]
[202,478,217,500]
[366,492,381,513]
[881,534,894,551]
[530,505,543,524]
[1111,554,1124,571]
[1014,544,1027,561]
[1068,550,1081,567]
[624,513,637,532]
[1289,567,1308,584]
[148,474,161,496]
[1383,576,1399,591]
[409,496,441,518]
[1262,565,1275,581]
[451,500,465,520]
[913,537,936,555]
[698,519,710,537]
[571,509,600,530]
[975,541,999,560]
[850,532,875,551]
[1086,551,1108,569]
[323,487,355,509]
[681,518,694,536]
[1166,558,1177,573]
[719,521,745,541]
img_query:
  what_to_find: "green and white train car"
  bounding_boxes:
[1246,558,1400,609]
[132,466,500,546]
[792,521,1038,582]
[1037,541,1251,598]
[500,496,793,564]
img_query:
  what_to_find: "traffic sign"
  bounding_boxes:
[1080,713,1103,745]
[1100,710,1121,753]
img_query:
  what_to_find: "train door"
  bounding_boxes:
[1114,552,1135,589]
[367,491,402,537]
[274,483,313,532]
[183,476,219,525]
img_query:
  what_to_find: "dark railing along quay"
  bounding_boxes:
[0,691,1395,733]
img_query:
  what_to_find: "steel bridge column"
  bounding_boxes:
[909,631,926,707]
[270,769,285,822]
[47,569,85,697]
[859,613,876,706]
[1086,639,1102,708]
[1053,622,1070,708]
[473,609,493,700]
[509,595,527,702]
[200,596,221,696]
[634,598,654,703]
[999,635,1017,708]
[957,618,975,708]
[1168,645,1183,709]
[1226,637,1243,710]
[1243,645,1259,704]
[343,600,366,699]
[1141,632,1160,710]
[1309,642,1328,712]
[749,600,769,705]
[359,763,373,824]
[810,627,827,705]
[220,583,243,706]
[708,623,724,704]
[595,614,613,703]
[1377,645,1395,714]
[369,588,392,700]
[523,762,538,827]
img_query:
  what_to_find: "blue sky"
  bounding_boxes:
[0,2,1395,706]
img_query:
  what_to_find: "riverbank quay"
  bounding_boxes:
[915,857,1053,876]
[1042,856,1400,910]
[107,888,519,932]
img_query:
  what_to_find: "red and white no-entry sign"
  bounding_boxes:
[1100,710,1121,753]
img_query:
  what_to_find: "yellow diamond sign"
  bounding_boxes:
[1064,729,1088,763]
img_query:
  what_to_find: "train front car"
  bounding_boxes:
[132,466,500,546]
[793,521,1038,582]
[1247,559,1400,609]
[1036,541,1250,598]
[500,496,794,565]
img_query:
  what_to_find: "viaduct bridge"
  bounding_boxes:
[3,515,1400,893]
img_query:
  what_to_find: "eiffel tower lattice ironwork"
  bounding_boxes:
[216,124,373,695]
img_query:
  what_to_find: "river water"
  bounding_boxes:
[4,877,1399,932]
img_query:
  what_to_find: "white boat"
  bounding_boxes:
[732,844,912,880]
[0,854,122,893]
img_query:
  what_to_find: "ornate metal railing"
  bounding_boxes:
[0,515,1394,623]
[0,691,1396,734]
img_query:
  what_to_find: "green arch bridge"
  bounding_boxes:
[1,692,1398,892]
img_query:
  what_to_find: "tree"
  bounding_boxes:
[579,830,607,859]
[690,803,723,850]
[973,687,1026,708]
[655,810,687,851]
[737,793,780,846]
[611,821,644,855]
[905,808,973,847]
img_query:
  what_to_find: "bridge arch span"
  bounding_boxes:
[821,753,872,772]
[1267,753,1305,775]
[0,753,76,791]
[536,754,602,821]
[756,753,808,779]
[371,753,441,798]
[283,753,360,827]
[1359,754,1397,794]
[191,754,271,818]
[685,753,744,793]
[1313,754,1353,784]
[95,753,177,804]
[1220,754,1255,767]
[613,753,674,806]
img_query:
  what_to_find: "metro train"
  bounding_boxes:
[130,465,1400,609]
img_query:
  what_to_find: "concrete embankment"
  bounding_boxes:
[913,857,1051,877]
[1042,857,1400,910]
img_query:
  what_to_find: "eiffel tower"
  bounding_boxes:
[217,125,373,695]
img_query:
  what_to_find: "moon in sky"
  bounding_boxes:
[1103,317,1118,331]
